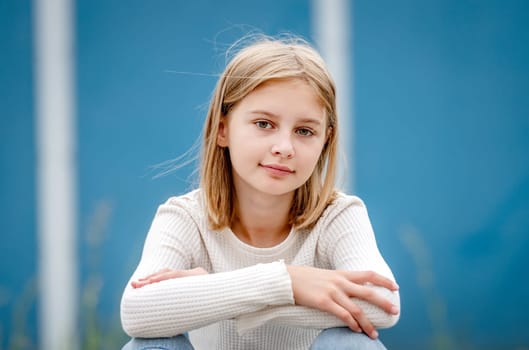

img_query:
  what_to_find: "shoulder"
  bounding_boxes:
[309,192,373,263]
[312,192,379,260]
[164,188,203,209]
[157,188,206,225]
[148,189,208,251]
[316,191,367,228]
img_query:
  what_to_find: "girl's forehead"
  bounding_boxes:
[230,79,327,125]
[254,77,309,90]
[243,79,321,106]
[246,79,321,104]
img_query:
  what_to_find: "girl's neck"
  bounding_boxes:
[231,192,293,248]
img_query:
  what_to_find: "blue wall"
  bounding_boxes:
[0,0,38,346]
[354,1,529,348]
[1,0,528,349]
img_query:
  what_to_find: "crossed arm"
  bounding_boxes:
[121,200,400,339]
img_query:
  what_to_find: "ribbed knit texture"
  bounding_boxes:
[120,189,400,350]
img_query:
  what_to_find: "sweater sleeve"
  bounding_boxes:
[120,200,294,338]
[236,286,397,333]
[236,197,400,332]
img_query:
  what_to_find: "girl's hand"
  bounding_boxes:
[131,267,208,289]
[286,265,399,339]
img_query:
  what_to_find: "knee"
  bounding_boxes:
[310,328,387,350]
[121,335,194,350]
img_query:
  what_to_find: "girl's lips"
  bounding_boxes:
[260,164,294,175]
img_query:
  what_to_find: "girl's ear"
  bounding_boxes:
[326,126,333,142]
[217,117,229,147]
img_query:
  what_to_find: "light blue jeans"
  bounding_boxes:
[122,327,387,350]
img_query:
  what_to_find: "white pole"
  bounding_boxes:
[312,0,354,192]
[34,0,78,348]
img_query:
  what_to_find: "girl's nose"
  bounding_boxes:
[271,135,295,159]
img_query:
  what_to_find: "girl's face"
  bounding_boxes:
[217,78,328,199]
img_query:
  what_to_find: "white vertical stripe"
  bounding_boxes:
[311,0,354,192]
[34,0,78,349]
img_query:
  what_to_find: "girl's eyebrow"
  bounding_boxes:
[249,110,323,126]
[298,118,323,126]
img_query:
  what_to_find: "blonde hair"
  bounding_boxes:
[200,34,339,231]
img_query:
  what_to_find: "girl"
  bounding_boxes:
[120,34,400,350]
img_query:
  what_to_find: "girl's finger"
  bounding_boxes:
[324,300,362,333]
[147,270,182,283]
[344,283,399,316]
[132,270,177,288]
[133,268,209,288]
[344,270,399,291]
[334,292,377,338]
[174,268,208,277]
[138,268,173,281]
[131,279,156,288]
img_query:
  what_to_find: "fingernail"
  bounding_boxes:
[372,330,379,338]
[393,282,399,290]
[391,306,399,314]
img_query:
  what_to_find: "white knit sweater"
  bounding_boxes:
[120,189,400,350]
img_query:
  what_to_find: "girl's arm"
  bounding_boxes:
[236,283,398,334]
[235,199,400,338]
[121,261,293,338]
[120,201,294,338]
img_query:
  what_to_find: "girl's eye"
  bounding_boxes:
[256,120,272,129]
[296,128,314,136]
